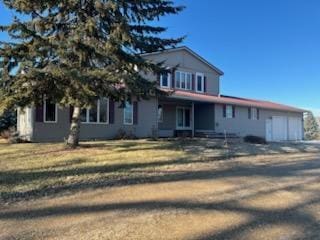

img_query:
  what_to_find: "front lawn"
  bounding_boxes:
[1,138,319,203]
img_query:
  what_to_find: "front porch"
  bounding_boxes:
[158,98,215,138]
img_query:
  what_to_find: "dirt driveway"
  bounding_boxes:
[1,144,320,239]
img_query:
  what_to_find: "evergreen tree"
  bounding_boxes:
[0,110,16,133]
[0,70,16,132]
[304,112,320,140]
[0,0,184,147]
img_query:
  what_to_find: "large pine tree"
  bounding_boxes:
[0,0,184,147]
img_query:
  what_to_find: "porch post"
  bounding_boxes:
[192,102,195,137]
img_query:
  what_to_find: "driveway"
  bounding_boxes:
[303,140,320,145]
[1,151,320,240]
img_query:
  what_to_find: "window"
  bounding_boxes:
[175,71,192,90]
[250,107,259,120]
[226,105,234,119]
[44,100,57,123]
[196,73,204,92]
[160,73,171,88]
[99,99,109,123]
[124,101,133,125]
[176,107,191,129]
[80,109,87,122]
[158,104,163,122]
[81,99,109,124]
[89,101,98,123]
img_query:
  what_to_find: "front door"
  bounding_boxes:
[176,107,191,129]
[266,119,272,142]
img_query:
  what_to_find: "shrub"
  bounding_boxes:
[0,110,16,133]
[1,129,10,139]
[114,129,137,140]
[244,135,267,144]
[0,128,28,143]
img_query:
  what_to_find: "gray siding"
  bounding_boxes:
[214,104,304,138]
[158,104,176,130]
[143,49,221,95]
[32,98,158,142]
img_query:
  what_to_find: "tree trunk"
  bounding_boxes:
[66,106,81,148]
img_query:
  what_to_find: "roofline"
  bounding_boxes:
[220,95,307,113]
[141,46,224,76]
[161,89,306,113]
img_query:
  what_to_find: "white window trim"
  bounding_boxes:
[176,106,192,130]
[251,107,258,120]
[158,104,163,123]
[160,73,171,88]
[226,105,234,119]
[175,71,192,90]
[81,99,109,125]
[43,100,58,123]
[123,102,134,125]
[195,72,205,93]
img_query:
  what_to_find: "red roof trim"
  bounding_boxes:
[161,89,305,113]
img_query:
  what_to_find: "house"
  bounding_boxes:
[17,46,305,142]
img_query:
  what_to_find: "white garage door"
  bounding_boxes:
[288,117,303,141]
[272,116,288,141]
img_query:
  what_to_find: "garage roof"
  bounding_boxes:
[164,90,306,113]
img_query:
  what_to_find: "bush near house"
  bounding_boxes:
[243,135,267,144]
[0,110,16,138]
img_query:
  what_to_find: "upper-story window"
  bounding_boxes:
[160,73,171,88]
[175,71,192,90]
[80,99,109,124]
[196,73,205,93]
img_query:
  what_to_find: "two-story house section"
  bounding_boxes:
[142,46,223,138]
[17,46,305,142]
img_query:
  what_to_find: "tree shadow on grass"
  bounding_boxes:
[1,151,320,203]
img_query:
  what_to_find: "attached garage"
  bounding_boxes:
[266,116,303,142]
[288,117,303,141]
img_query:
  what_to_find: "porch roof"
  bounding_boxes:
[163,90,306,113]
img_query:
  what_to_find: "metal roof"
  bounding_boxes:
[164,90,305,113]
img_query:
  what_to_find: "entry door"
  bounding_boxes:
[266,119,272,142]
[176,107,191,129]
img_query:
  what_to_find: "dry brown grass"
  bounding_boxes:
[1,139,320,239]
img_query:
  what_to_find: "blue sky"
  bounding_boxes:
[1,0,319,115]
